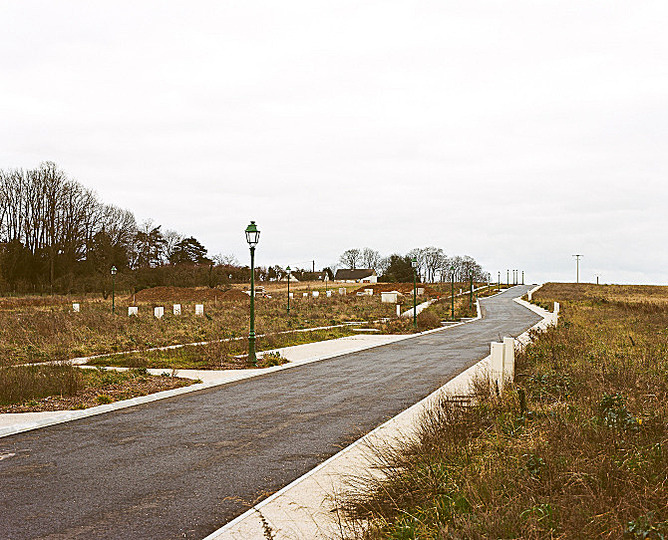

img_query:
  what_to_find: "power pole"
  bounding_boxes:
[312,260,315,273]
[573,254,583,283]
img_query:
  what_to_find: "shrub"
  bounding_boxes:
[416,310,441,331]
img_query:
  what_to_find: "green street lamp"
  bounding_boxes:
[286,265,291,314]
[411,257,418,330]
[245,221,260,365]
[110,265,117,314]
[450,265,455,320]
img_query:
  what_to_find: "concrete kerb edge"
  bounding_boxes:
[205,350,494,540]
[0,300,485,440]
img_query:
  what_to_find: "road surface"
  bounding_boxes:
[0,286,539,539]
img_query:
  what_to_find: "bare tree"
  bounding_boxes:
[422,247,445,283]
[339,248,362,269]
[163,229,183,262]
[361,247,381,270]
[213,253,239,266]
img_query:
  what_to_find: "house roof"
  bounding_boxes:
[334,269,376,280]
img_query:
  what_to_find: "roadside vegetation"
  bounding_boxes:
[0,282,489,366]
[336,283,668,539]
[0,365,192,413]
[0,282,496,409]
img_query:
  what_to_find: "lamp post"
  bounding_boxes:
[469,271,474,309]
[245,221,260,364]
[506,269,509,286]
[110,265,117,314]
[497,271,501,288]
[450,265,455,320]
[286,265,291,314]
[411,257,418,330]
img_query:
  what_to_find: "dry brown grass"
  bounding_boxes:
[335,283,668,539]
[0,292,399,365]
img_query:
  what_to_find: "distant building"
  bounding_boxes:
[298,271,328,281]
[334,269,378,283]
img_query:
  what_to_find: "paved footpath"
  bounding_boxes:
[0,286,539,540]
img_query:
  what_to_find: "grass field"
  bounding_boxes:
[0,282,484,410]
[0,290,400,366]
[337,283,668,539]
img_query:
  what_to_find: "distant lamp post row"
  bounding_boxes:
[450,265,455,320]
[286,265,291,314]
[245,221,260,365]
[500,269,526,287]
[411,257,417,330]
[110,265,117,314]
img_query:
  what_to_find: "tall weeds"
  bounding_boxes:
[336,283,668,539]
[0,364,81,405]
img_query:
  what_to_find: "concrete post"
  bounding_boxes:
[490,342,505,394]
[396,304,401,317]
[154,306,164,319]
[195,304,204,316]
[503,337,515,381]
[128,306,138,316]
[173,304,181,316]
[72,303,80,313]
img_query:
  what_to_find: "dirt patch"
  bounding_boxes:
[350,283,439,297]
[0,372,193,413]
[131,286,241,304]
[219,288,250,302]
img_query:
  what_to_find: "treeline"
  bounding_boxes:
[338,247,489,283]
[0,163,223,294]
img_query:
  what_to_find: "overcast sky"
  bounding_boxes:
[2,1,667,284]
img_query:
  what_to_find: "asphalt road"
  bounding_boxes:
[0,285,540,540]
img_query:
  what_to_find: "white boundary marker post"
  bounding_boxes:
[490,342,505,394]
[503,337,515,381]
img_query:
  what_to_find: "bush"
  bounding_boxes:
[417,310,441,331]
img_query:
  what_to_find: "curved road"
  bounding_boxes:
[0,286,539,539]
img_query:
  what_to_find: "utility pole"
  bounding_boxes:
[312,260,315,273]
[573,254,583,283]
